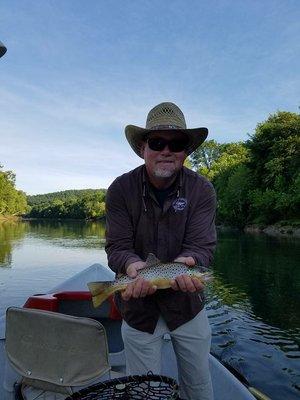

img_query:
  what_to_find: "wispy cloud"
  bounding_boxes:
[0,1,299,194]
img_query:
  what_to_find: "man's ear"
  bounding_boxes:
[140,143,146,158]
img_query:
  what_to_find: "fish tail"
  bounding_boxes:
[202,272,213,282]
[88,282,124,308]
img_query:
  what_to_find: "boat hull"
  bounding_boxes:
[0,263,256,400]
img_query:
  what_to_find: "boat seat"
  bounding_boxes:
[5,307,111,400]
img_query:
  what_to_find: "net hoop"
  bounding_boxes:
[66,373,179,400]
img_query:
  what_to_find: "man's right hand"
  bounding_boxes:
[122,261,157,301]
[126,260,147,278]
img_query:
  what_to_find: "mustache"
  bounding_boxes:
[156,158,175,162]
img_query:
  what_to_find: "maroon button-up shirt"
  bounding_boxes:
[105,165,216,333]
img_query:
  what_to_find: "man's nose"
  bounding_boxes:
[160,144,172,154]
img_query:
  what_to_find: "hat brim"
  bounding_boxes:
[125,125,208,158]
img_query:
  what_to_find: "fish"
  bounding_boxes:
[88,253,212,308]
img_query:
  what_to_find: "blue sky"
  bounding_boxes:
[0,0,299,195]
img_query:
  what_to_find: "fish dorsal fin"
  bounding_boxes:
[145,253,160,267]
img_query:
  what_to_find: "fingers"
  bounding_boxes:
[185,256,196,266]
[172,275,204,293]
[121,278,157,301]
[170,279,179,291]
[192,277,204,291]
[174,256,196,266]
[126,265,138,278]
[126,261,146,278]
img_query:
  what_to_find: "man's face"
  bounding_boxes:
[141,131,188,182]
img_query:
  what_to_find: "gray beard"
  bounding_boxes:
[153,168,176,178]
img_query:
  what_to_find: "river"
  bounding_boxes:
[0,219,299,399]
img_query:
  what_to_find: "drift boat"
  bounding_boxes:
[0,263,270,400]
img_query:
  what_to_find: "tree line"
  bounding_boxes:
[190,111,299,227]
[27,189,106,219]
[1,110,299,227]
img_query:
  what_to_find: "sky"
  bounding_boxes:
[0,0,299,195]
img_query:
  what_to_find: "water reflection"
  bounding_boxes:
[0,220,299,399]
[0,220,27,267]
[212,231,300,330]
[206,231,300,400]
[27,219,106,248]
[0,219,106,268]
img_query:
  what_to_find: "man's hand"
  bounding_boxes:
[126,260,147,278]
[122,260,157,301]
[121,277,157,301]
[174,256,195,266]
[170,256,204,293]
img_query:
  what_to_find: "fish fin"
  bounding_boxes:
[191,272,213,283]
[195,265,210,273]
[88,282,110,296]
[88,282,127,308]
[151,277,172,290]
[145,253,160,267]
[200,272,213,282]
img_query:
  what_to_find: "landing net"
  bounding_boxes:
[65,374,179,400]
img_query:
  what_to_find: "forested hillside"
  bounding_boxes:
[27,189,106,219]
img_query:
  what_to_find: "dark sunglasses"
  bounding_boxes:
[147,137,189,152]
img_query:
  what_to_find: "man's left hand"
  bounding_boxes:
[170,256,204,293]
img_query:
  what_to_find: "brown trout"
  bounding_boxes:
[88,254,212,308]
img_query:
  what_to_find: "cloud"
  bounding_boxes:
[0,79,146,194]
[1,1,299,194]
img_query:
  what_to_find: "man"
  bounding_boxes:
[105,102,216,400]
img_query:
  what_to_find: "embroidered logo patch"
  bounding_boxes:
[172,198,187,212]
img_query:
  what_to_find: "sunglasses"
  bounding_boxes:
[147,137,189,153]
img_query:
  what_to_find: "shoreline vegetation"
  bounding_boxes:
[1,215,299,240]
[2,215,298,238]
[218,223,300,238]
[1,111,299,237]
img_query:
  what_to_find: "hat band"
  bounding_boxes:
[148,124,184,130]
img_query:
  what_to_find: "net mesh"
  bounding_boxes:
[66,374,179,400]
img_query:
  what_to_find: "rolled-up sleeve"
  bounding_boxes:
[105,179,142,274]
[177,181,217,267]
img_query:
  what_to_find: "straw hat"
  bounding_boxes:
[125,102,208,158]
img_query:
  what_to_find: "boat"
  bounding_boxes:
[0,263,270,399]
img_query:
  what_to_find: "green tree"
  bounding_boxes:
[208,142,249,181]
[190,140,222,176]
[0,165,27,216]
[217,165,253,228]
[247,111,300,190]
[183,157,192,169]
[246,111,300,223]
[207,144,250,227]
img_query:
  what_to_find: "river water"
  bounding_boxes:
[0,219,299,399]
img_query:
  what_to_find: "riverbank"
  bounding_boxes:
[244,222,300,238]
[217,221,300,238]
[2,216,299,238]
